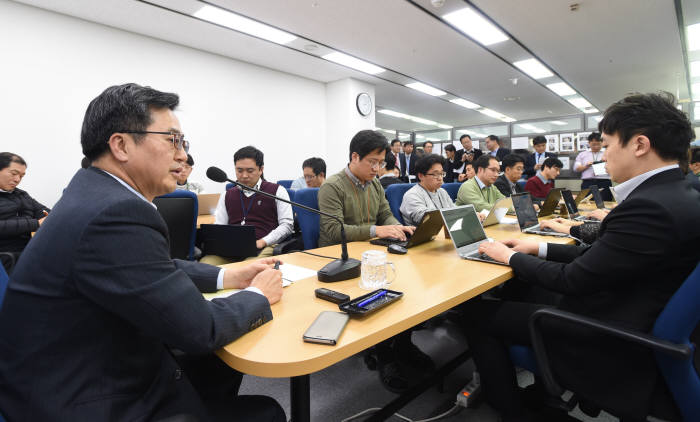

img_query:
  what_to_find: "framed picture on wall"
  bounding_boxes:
[545,134,559,153]
[559,133,575,152]
[559,156,571,170]
[576,131,592,151]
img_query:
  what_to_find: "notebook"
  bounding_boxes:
[511,193,568,237]
[369,209,444,248]
[439,205,508,266]
[482,196,514,227]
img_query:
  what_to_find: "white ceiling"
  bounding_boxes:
[12,0,692,132]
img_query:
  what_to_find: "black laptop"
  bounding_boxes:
[537,188,564,217]
[199,224,258,258]
[588,184,612,209]
[370,209,444,248]
[561,190,598,222]
[511,193,568,237]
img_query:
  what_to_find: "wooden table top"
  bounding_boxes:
[213,223,572,378]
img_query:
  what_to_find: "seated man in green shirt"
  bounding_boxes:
[318,130,414,247]
[319,130,427,393]
[456,154,505,214]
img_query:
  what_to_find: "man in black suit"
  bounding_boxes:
[484,134,511,162]
[399,140,417,182]
[471,93,700,422]
[494,154,526,197]
[0,84,286,421]
[523,135,557,178]
[443,144,458,183]
[454,134,483,182]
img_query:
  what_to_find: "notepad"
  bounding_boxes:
[202,263,318,301]
[592,162,608,176]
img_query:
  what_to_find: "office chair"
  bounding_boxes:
[225,182,234,191]
[517,180,527,191]
[293,188,320,250]
[153,191,198,260]
[441,182,461,202]
[525,262,700,421]
[276,179,293,189]
[384,183,414,225]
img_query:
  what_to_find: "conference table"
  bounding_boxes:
[211,221,574,421]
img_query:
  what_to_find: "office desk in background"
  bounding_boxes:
[213,223,572,421]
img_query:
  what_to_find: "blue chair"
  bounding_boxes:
[286,188,295,203]
[225,183,235,191]
[153,190,198,260]
[384,183,414,225]
[442,182,461,202]
[525,262,700,420]
[277,179,293,189]
[0,263,9,311]
[293,188,320,250]
[517,180,527,191]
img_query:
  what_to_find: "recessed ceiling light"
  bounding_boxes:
[594,116,603,122]
[550,120,567,126]
[378,109,451,129]
[568,97,592,109]
[442,8,509,46]
[501,117,516,123]
[194,5,297,45]
[546,82,576,96]
[688,23,700,51]
[518,124,537,130]
[513,58,554,79]
[322,52,385,75]
[690,61,700,77]
[449,98,480,109]
[583,108,599,114]
[437,124,453,129]
[378,109,411,119]
[411,116,438,125]
[405,82,447,97]
[478,108,504,119]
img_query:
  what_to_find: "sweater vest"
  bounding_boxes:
[225,181,279,240]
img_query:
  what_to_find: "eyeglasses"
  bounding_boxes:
[426,172,446,179]
[118,131,189,153]
[485,166,501,173]
[303,174,318,181]
[366,159,387,170]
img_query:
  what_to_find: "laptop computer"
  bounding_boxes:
[199,224,258,258]
[438,205,508,265]
[537,188,564,217]
[511,193,569,237]
[370,209,444,248]
[588,184,612,209]
[482,196,514,227]
[197,193,221,215]
[561,189,597,222]
[574,188,590,207]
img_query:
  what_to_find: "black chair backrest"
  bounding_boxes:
[153,196,196,260]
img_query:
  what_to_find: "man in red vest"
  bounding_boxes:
[201,146,293,265]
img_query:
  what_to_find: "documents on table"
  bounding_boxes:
[203,263,318,301]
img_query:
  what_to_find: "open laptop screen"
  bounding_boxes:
[589,185,605,208]
[511,193,539,230]
[561,190,578,215]
[441,206,487,248]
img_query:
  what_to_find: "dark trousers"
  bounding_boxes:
[0,251,19,274]
[581,179,613,202]
[177,354,286,422]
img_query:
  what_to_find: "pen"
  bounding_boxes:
[357,290,387,308]
[274,261,280,270]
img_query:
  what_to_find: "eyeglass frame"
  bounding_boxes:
[365,158,387,170]
[116,131,189,153]
[424,171,446,179]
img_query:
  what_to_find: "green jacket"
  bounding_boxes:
[318,169,399,246]
[455,177,505,212]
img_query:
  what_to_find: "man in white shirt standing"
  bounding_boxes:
[203,146,293,264]
[574,132,613,201]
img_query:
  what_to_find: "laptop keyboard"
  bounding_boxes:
[370,237,409,247]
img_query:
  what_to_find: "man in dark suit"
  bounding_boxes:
[485,134,511,162]
[454,134,483,182]
[0,84,286,421]
[443,144,458,183]
[399,140,417,182]
[471,93,700,422]
[494,154,526,197]
[523,135,557,178]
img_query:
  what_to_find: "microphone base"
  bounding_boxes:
[317,258,361,283]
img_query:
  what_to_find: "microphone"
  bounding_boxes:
[206,166,361,282]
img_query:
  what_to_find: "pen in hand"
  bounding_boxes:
[273,261,280,270]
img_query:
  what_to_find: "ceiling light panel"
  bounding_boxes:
[550,120,567,126]
[513,59,553,80]
[405,82,447,96]
[322,52,385,75]
[193,5,297,45]
[546,82,576,96]
[442,8,509,46]
[568,97,592,109]
[449,98,480,109]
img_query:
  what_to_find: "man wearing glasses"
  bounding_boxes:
[456,155,506,214]
[174,153,203,193]
[400,154,455,227]
[0,83,286,421]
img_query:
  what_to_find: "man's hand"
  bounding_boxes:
[250,268,283,305]
[587,209,609,221]
[502,238,540,255]
[538,219,572,235]
[223,258,281,290]
[457,173,468,182]
[533,203,540,212]
[256,239,267,250]
[375,225,415,241]
[461,153,468,162]
[38,210,48,226]
[534,163,542,170]
[478,240,515,264]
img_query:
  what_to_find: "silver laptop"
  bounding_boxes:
[439,205,509,266]
[511,193,568,237]
[482,196,513,227]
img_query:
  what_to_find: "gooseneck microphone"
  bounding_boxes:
[206,166,361,282]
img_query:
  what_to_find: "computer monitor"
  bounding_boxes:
[440,205,487,248]
[511,193,539,230]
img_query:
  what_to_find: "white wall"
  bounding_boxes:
[0,1,332,206]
